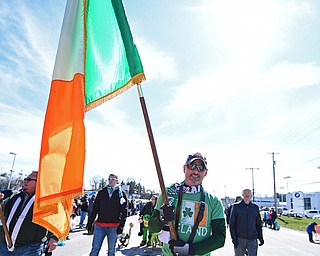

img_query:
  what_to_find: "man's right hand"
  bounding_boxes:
[86,224,93,235]
[160,205,175,222]
[258,239,264,246]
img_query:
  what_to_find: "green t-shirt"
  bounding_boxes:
[155,183,225,256]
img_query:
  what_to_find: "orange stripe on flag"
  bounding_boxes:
[33,73,85,239]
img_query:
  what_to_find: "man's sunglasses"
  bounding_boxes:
[188,164,206,172]
[24,178,37,181]
[108,178,117,181]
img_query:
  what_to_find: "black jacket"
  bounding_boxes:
[229,200,263,242]
[80,197,89,212]
[140,202,154,216]
[87,187,127,229]
[0,192,54,247]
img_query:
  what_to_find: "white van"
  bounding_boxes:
[304,210,320,218]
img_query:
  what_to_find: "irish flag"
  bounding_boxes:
[33,0,145,239]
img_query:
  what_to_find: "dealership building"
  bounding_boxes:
[285,191,320,213]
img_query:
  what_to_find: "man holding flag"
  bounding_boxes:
[149,152,226,256]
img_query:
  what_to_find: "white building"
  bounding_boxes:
[285,191,320,213]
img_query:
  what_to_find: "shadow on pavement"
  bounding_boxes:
[117,245,162,256]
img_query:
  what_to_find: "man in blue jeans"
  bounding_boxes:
[87,174,127,256]
[78,194,89,228]
[230,189,264,256]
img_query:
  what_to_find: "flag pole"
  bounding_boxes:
[0,204,13,248]
[136,84,177,240]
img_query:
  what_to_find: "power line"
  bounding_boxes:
[276,111,320,150]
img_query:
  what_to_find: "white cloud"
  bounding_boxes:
[137,39,179,82]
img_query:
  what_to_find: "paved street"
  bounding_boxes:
[53,215,320,255]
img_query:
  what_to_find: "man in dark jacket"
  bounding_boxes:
[230,189,263,256]
[87,174,127,256]
[0,171,58,255]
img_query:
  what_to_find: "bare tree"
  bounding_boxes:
[90,175,101,190]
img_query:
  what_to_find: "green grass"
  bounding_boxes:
[260,214,317,231]
[276,216,314,231]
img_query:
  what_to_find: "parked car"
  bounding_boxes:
[282,209,294,216]
[282,209,303,218]
[312,215,320,220]
[278,207,288,215]
[304,210,320,218]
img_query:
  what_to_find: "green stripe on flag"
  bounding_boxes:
[111,0,144,77]
[85,0,144,109]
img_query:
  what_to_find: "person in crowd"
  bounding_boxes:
[69,213,77,233]
[149,152,226,256]
[78,194,89,228]
[88,194,96,218]
[139,195,158,246]
[316,223,320,241]
[75,197,81,216]
[0,171,58,255]
[267,209,272,228]
[72,198,79,216]
[128,198,134,216]
[226,196,242,228]
[270,208,277,230]
[263,210,268,227]
[229,189,264,256]
[306,221,318,243]
[139,200,144,212]
[87,174,127,256]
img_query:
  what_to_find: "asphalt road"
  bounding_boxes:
[53,215,320,256]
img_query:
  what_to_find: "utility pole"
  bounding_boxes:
[268,152,279,214]
[246,168,259,202]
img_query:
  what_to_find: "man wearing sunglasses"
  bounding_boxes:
[149,152,226,256]
[0,171,58,255]
[87,174,127,256]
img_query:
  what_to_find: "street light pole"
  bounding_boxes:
[284,176,291,193]
[8,152,17,189]
[246,168,259,202]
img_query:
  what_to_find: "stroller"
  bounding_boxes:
[274,221,280,231]
[118,222,134,248]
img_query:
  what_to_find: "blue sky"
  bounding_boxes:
[1,0,320,198]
